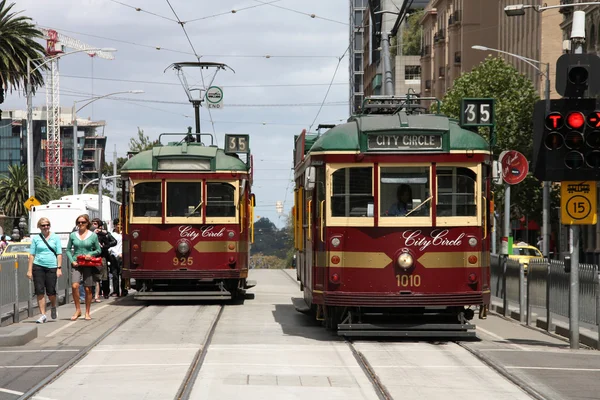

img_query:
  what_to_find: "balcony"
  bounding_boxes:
[421,45,431,57]
[433,29,445,43]
[425,80,432,90]
[438,67,445,78]
[454,51,461,64]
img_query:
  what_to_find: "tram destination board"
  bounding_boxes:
[560,181,597,225]
[367,133,442,151]
[224,134,250,154]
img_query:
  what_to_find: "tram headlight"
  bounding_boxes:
[331,237,341,247]
[228,230,235,239]
[177,241,190,254]
[397,252,413,270]
[468,237,478,247]
[132,231,140,239]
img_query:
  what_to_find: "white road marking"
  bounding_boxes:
[0,365,59,369]
[476,327,529,351]
[0,387,22,395]
[91,347,200,352]
[45,304,110,338]
[0,350,79,353]
[72,363,190,368]
[507,366,600,372]
[202,362,490,369]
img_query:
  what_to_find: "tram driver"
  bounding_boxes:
[387,184,412,216]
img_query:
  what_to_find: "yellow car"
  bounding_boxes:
[2,241,31,257]
[509,242,543,271]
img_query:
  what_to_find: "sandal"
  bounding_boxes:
[94,298,102,303]
[71,312,82,321]
[84,315,92,321]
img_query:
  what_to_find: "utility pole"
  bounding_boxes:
[113,144,117,200]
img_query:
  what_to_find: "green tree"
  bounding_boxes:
[0,164,53,217]
[129,127,159,153]
[440,56,558,238]
[0,1,47,93]
[401,9,424,56]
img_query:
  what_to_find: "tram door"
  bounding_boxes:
[313,167,326,290]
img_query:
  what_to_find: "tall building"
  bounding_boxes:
[0,107,106,192]
[350,0,368,115]
[420,0,500,100]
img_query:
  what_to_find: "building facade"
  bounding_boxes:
[0,107,106,192]
[350,0,368,115]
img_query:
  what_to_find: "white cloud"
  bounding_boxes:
[7,0,350,227]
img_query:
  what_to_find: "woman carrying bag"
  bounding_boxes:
[27,217,62,324]
[66,214,101,321]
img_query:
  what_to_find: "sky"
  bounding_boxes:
[7,0,351,228]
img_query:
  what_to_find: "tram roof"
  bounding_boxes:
[307,113,489,153]
[121,143,248,172]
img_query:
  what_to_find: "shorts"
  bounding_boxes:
[32,264,57,296]
[72,266,96,287]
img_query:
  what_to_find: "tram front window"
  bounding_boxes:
[167,182,202,217]
[437,167,476,217]
[331,167,373,217]
[380,167,430,217]
[133,182,162,217]
[206,182,236,217]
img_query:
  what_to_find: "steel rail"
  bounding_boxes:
[175,305,225,400]
[19,304,147,399]
[346,338,393,400]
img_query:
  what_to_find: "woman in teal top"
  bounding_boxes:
[27,217,63,324]
[66,214,101,321]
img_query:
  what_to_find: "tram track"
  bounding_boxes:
[18,305,147,400]
[175,304,224,400]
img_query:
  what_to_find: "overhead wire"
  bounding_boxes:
[107,0,179,22]
[184,0,284,23]
[252,0,348,25]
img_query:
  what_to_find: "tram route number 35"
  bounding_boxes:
[224,134,250,154]
[396,274,421,287]
[460,98,495,127]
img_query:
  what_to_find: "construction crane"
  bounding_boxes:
[38,28,115,187]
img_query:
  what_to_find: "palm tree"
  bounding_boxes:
[0,0,46,94]
[0,164,52,216]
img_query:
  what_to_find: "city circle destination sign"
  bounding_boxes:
[367,133,442,151]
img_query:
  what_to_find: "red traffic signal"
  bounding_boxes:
[587,111,600,128]
[566,111,585,129]
[545,112,563,130]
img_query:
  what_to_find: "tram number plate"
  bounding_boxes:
[173,257,194,266]
[396,274,421,288]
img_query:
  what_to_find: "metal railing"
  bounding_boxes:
[0,251,71,324]
[491,255,600,349]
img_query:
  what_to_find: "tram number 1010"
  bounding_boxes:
[396,274,421,287]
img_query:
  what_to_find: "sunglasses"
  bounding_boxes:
[77,221,87,225]
[40,224,50,228]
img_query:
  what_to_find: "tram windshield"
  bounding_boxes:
[331,167,374,217]
[166,182,202,217]
[436,167,476,217]
[380,167,430,217]
[206,182,236,217]
[133,182,162,217]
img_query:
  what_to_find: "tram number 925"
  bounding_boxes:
[173,257,194,266]
[396,274,421,288]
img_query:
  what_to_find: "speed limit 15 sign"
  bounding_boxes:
[460,98,495,127]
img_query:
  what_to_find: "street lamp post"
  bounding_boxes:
[72,90,143,197]
[26,48,116,200]
[472,45,551,262]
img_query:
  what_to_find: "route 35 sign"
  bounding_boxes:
[460,98,495,127]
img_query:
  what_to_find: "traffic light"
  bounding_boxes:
[556,54,600,98]
[532,97,600,181]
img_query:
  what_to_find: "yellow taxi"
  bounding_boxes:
[509,242,543,271]
[2,241,32,257]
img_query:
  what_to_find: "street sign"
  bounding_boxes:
[24,196,41,211]
[205,86,224,109]
[499,150,528,185]
[561,181,597,225]
[460,98,495,127]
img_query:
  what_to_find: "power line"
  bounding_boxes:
[107,0,178,22]
[252,0,348,25]
[184,0,284,23]
[309,46,349,131]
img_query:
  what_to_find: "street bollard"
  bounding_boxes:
[503,255,508,317]
[526,263,531,325]
[13,259,19,323]
[546,261,552,332]
[519,262,526,323]
[596,270,600,351]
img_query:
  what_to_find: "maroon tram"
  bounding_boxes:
[120,131,255,300]
[293,97,492,337]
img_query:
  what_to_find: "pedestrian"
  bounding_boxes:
[109,219,125,297]
[91,218,117,301]
[26,218,62,323]
[0,235,7,254]
[66,214,101,321]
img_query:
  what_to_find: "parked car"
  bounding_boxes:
[2,241,31,257]
[509,242,543,272]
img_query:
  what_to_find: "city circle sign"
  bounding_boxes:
[206,86,224,109]
[499,150,528,185]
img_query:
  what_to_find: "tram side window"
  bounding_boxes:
[380,167,430,217]
[331,167,373,217]
[437,167,476,217]
[167,182,202,217]
[133,182,162,217]
[206,182,236,217]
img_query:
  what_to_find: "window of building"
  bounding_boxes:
[133,181,162,217]
[331,167,373,217]
[405,65,421,80]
